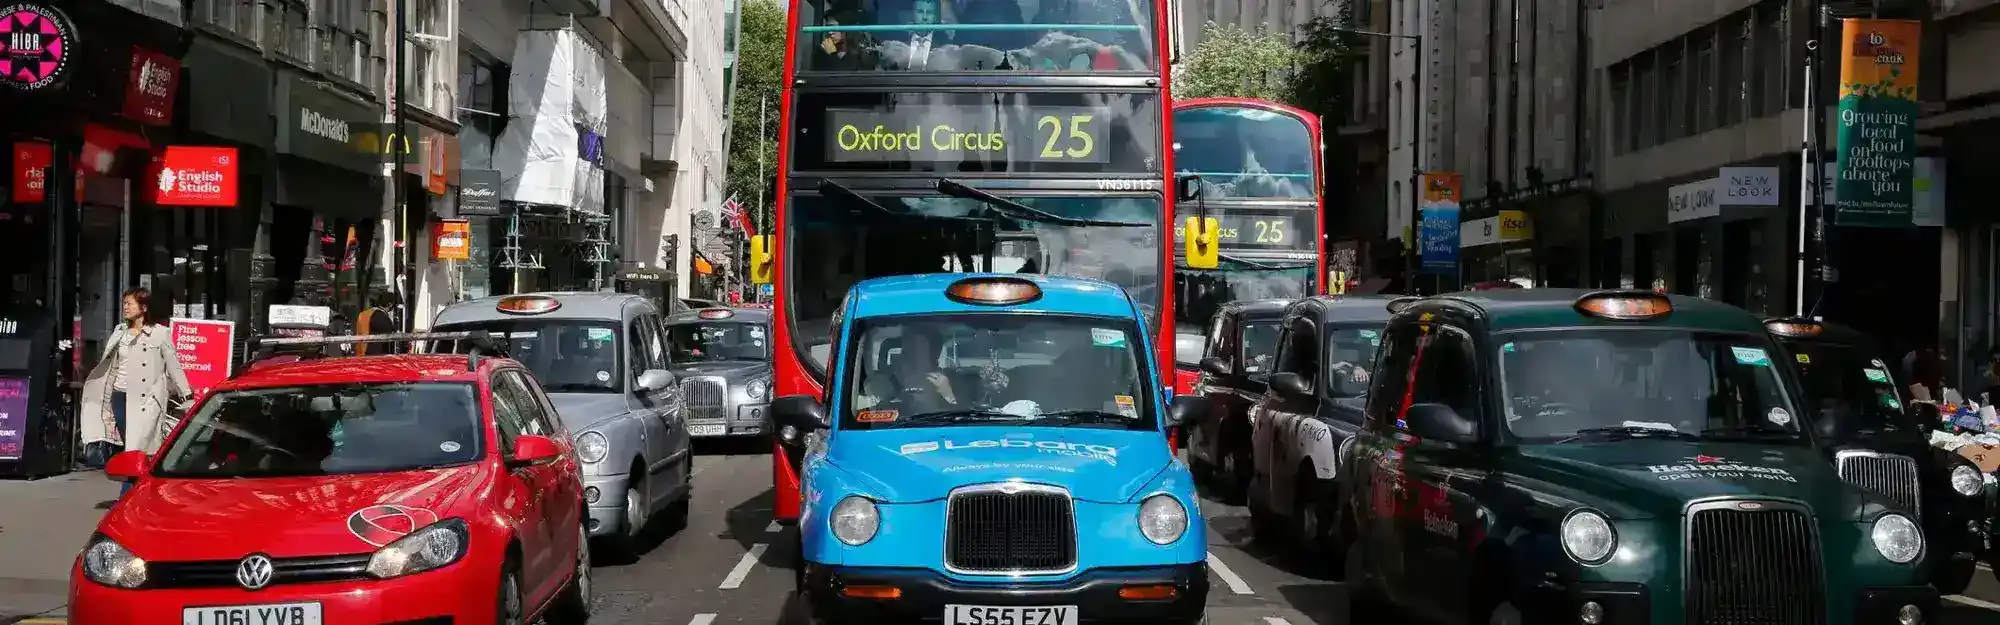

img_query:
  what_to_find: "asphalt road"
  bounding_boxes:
[585,442,2000,625]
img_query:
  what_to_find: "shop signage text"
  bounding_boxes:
[153,146,239,207]
[280,76,383,174]
[1833,19,1922,227]
[1459,210,1533,249]
[10,141,48,203]
[0,2,77,91]
[123,47,181,126]
[1667,178,1719,224]
[300,108,352,142]
[1717,166,1779,206]
[458,169,502,216]
[0,375,24,460]
[432,219,471,261]
[169,318,234,398]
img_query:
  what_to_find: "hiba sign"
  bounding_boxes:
[1667,178,1719,224]
[0,2,77,91]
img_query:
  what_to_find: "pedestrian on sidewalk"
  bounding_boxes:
[77,288,192,495]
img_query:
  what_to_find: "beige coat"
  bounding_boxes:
[78,325,192,454]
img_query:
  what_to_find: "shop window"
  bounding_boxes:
[267,0,314,66]
[1672,227,1703,297]
[1596,236,1625,289]
[1723,220,1767,315]
[199,0,260,44]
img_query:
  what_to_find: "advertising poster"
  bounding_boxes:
[170,319,235,398]
[433,219,471,261]
[1833,19,1921,227]
[0,376,25,460]
[1418,172,1462,275]
[153,146,240,207]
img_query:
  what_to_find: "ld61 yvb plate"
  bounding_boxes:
[944,604,1078,625]
[182,602,322,625]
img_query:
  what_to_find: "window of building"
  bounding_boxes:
[1634,51,1657,149]
[458,51,510,167]
[1609,63,1632,154]
[1720,14,1748,127]
[198,0,259,44]
[369,0,389,97]
[267,0,313,66]
[1693,28,1716,133]
[1758,0,1787,115]
[409,0,451,116]
[1662,40,1685,141]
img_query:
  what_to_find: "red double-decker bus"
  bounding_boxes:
[749,0,1179,523]
[1167,98,1325,393]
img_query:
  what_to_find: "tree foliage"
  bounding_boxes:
[723,0,786,228]
[1171,22,1299,101]
[1283,13,1362,123]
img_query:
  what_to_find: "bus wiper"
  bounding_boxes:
[1554,426,1699,444]
[817,178,991,223]
[935,178,1148,228]
[884,409,1022,427]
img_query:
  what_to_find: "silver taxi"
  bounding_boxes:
[432,292,691,561]
[661,307,773,438]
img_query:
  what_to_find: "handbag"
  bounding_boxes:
[81,441,122,468]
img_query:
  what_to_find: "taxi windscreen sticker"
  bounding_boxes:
[1730,346,1773,367]
[346,504,441,547]
[1795,353,1811,364]
[1648,455,1797,483]
[439,441,461,453]
[1114,395,1137,417]
[857,409,899,423]
[1881,392,1902,410]
[1766,407,1792,427]
[1864,368,1892,383]
[1501,342,1517,353]
[587,327,615,341]
[1091,328,1126,347]
[595,371,611,382]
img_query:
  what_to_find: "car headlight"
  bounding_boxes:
[1560,509,1617,565]
[366,518,470,578]
[830,496,880,546]
[575,431,609,464]
[1137,494,1189,545]
[1871,513,1924,564]
[746,378,771,401]
[1951,464,1983,496]
[81,535,148,588]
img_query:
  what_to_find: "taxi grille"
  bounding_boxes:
[1686,504,1826,625]
[681,377,727,421]
[1837,452,1921,518]
[147,554,372,589]
[945,485,1076,574]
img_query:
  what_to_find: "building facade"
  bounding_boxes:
[1921,0,2000,385]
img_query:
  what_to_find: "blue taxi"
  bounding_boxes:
[775,274,1212,625]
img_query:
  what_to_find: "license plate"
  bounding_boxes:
[182,602,322,625]
[944,605,1078,625]
[688,423,725,436]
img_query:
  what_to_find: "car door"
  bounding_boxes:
[500,370,579,600]
[643,313,691,494]
[626,313,676,506]
[1346,320,1421,596]
[490,372,555,593]
[1192,312,1235,465]
[1391,321,1487,622]
[1261,315,1321,514]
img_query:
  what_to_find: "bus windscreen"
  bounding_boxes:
[1173,106,1316,198]
[795,0,1158,72]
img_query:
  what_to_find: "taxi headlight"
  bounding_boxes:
[1871,513,1923,564]
[1951,464,1983,496]
[746,378,771,401]
[830,496,879,546]
[1138,494,1189,545]
[1560,509,1617,564]
[576,431,610,464]
[366,519,471,578]
[81,535,148,588]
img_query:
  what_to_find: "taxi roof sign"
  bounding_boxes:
[496,295,561,315]
[1574,290,1672,320]
[698,308,735,319]
[1764,318,1824,338]
[945,277,1043,306]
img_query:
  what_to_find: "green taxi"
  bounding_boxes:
[1334,289,1936,625]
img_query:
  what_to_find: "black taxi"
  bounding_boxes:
[1186,298,1294,502]
[1335,289,1936,625]
[1764,317,1985,595]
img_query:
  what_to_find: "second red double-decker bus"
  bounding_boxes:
[749,0,1179,523]
[1168,98,1325,393]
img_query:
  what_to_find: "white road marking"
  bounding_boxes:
[1262,618,1294,625]
[688,614,717,625]
[766,520,782,533]
[1949,594,2000,611]
[719,543,769,589]
[1205,551,1254,595]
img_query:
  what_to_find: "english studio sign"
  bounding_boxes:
[0,2,76,91]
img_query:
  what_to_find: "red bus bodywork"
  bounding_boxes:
[767,4,1180,523]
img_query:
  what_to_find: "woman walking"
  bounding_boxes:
[77,288,192,495]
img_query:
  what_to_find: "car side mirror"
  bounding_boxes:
[1270,372,1310,399]
[636,369,674,393]
[105,451,148,480]
[773,394,829,445]
[1176,174,1203,201]
[1199,356,1230,377]
[510,434,563,466]
[1405,402,1479,445]
[1167,395,1210,427]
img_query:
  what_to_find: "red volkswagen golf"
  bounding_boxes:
[71,334,592,625]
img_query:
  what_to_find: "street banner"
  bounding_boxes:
[1834,19,1921,227]
[0,376,25,460]
[171,318,235,399]
[432,219,472,261]
[1418,172,1462,275]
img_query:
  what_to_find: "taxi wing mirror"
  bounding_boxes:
[774,394,829,435]
[1405,402,1479,444]
[1270,372,1311,399]
[1199,356,1230,377]
[636,369,674,393]
[105,450,149,480]
[749,235,774,285]
[1167,395,1210,427]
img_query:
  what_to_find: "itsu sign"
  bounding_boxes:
[152,146,239,207]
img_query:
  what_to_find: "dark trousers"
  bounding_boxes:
[112,390,131,496]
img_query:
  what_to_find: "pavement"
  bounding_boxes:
[10,444,2000,624]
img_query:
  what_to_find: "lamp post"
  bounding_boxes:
[1318,22,1424,293]
[392,0,412,331]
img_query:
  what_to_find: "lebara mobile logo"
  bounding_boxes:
[345,504,440,547]
[0,2,76,91]
[1646,455,1797,483]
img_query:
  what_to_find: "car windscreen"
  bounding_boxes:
[1238,320,1281,374]
[1497,330,1805,445]
[154,383,481,478]
[1323,325,1382,398]
[1782,339,1912,432]
[433,320,622,393]
[667,321,771,363]
[842,313,1154,431]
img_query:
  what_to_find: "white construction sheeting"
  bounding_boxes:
[492,28,610,214]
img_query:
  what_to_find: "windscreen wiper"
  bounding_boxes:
[884,409,1022,427]
[1176,253,1316,272]
[935,178,1148,227]
[817,178,990,223]
[1699,424,1797,439]
[1028,410,1135,427]
[1553,426,1699,444]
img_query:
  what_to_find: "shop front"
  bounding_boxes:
[1599,162,1795,317]
[1458,210,1536,286]
[269,71,385,329]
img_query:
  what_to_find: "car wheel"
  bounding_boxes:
[545,524,593,625]
[663,455,693,533]
[1937,555,1977,595]
[496,556,526,625]
[1293,473,1343,576]
[1224,445,1254,504]
[595,485,649,563]
[1483,600,1524,625]
[1343,540,1391,619]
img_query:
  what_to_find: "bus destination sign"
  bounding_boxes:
[825,105,1112,164]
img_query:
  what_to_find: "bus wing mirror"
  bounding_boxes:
[1182,216,1219,269]
[1176,175,1203,201]
[749,235,774,284]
